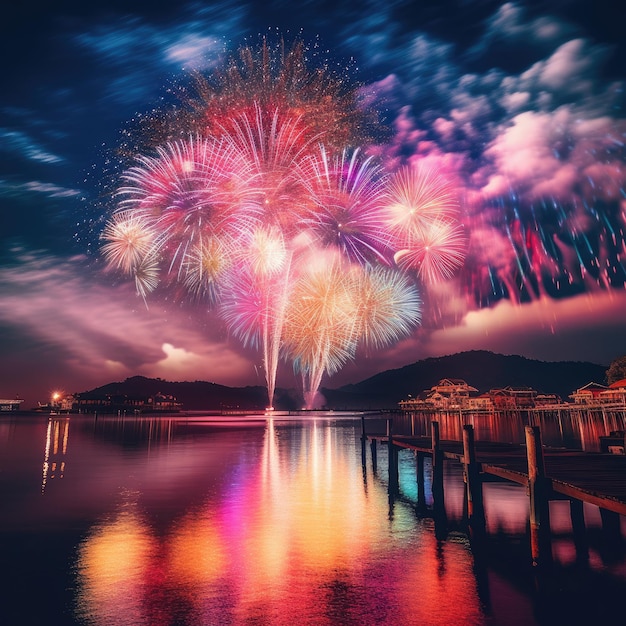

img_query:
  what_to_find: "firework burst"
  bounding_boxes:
[101,38,467,408]
[394,218,466,284]
[189,38,367,151]
[351,264,422,351]
[182,234,235,303]
[117,135,257,271]
[283,254,357,407]
[385,165,459,244]
[100,210,155,276]
[223,104,319,235]
[301,146,393,264]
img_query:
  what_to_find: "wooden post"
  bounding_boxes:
[431,421,443,498]
[387,418,399,494]
[431,420,440,469]
[463,425,485,531]
[431,421,447,538]
[569,498,588,565]
[599,508,622,563]
[371,438,377,472]
[416,452,426,514]
[360,415,367,467]
[525,425,552,568]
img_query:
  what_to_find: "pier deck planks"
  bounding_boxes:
[367,434,626,516]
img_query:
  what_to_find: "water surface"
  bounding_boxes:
[1,412,625,625]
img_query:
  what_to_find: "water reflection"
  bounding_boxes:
[399,407,626,451]
[76,497,157,626]
[4,413,626,624]
[73,417,486,625]
[41,416,70,492]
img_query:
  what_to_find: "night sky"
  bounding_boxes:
[2,0,625,408]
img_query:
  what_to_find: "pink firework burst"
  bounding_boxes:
[385,165,459,246]
[116,135,257,281]
[222,104,320,236]
[220,258,292,408]
[394,218,466,284]
[301,146,393,265]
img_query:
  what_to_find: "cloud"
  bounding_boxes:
[466,1,578,64]
[0,179,82,198]
[0,252,257,406]
[481,108,626,201]
[483,2,575,45]
[520,38,610,98]
[142,342,251,381]
[164,34,224,69]
[0,128,64,164]
[423,292,626,366]
[71,5,245,105]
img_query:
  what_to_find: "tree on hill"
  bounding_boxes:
[607,356,626,385]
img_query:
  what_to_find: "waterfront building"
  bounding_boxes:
[0,398,24,411]
[489,386,537,409]
[535,393,563,406]
[466,393,495,411]
[74,391,182,413]
[600,379,626,405]
[570,382,609,404]
[399,379,479,410]
[37,393,76,413]
[569,380,626,407]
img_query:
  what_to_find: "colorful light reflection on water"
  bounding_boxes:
[71,417,484,625]
[1,413,626,625]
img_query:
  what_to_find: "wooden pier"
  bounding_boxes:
[361,417,626,567]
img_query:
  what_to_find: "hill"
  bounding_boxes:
[322,350,607,408]
[78,351,608,411]
[80,376,302,411]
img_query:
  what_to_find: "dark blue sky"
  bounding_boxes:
[2,0,625,407]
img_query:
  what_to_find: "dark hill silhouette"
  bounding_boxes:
[81,376,302,411]
[322,350,607,408]
[78,351,608,411]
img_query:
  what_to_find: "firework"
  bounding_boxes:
[351,265,422,351]
[223,104,319,235]
[188,38,366,151]
[182,234,235,302]
[100,210,155,276]
[394,218,466,284]
[220,258,292,408]
[102,39,466,408]
[283,254,357,408]
[116,135,257,273]
[300,146,393,264]
[225,226,291,408]
[462,186,626,307]
[385,165,459,245]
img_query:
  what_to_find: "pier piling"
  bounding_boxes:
[525,425,552,568]
[463,424,485,532]
[387,418,399,494]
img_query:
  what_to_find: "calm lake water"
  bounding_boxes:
[1,410,626,625]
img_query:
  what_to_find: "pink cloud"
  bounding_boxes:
[0,253,258,407]
[523,39,595,94]
[423,291,626,366]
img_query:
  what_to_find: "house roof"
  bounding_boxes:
[609,379,626,389]
[575,382,608,392]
